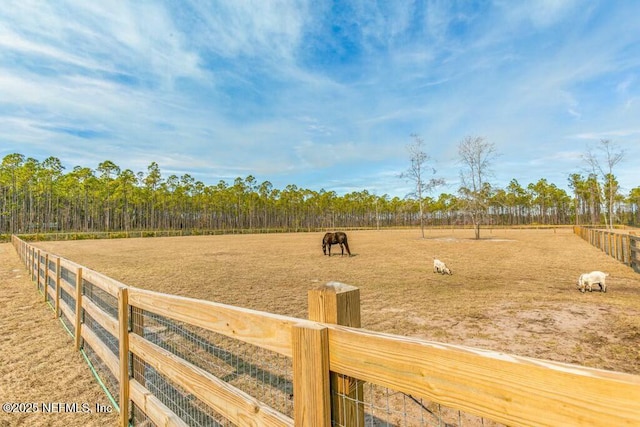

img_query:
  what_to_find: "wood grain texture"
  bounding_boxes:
[292,323,331,427]
[58,275,74,300]
[54,256,61,318]
[308,283,364,426]
[127,287,316,357]
[58,299,74,328]
[328,326,640,427]
[129,379,189,427]
[82,296,118,338]
[81,324,119,379]
[118,288,130,427]
[129,333,293,427]
[74,267,83,350]
[82,267,127,297]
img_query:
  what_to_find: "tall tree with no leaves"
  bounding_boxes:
[400,134,444,238]
[584,139,624,229]
[458,136,497,239]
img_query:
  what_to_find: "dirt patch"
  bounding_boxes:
[429,237,516,242]
[0,243,118,427]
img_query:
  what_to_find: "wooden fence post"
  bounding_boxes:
[36,249,41,286]
[118,288,130,427]
[616,233,622,262]
[626,233,631,266]
[75,267,83,350]
[630,233,638,272]
[54,257,61,319]
[33,247,36,282]
[292,322,331,427]
[308,282,364,427]
[609,232,613,256]
[43,253,49,302]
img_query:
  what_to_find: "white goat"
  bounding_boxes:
[577,271,608,293]
[433,257,452,275]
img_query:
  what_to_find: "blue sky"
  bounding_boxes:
[1,1,639,198]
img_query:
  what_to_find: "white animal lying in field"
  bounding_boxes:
[577,271,608,293]
[433,257,452,275]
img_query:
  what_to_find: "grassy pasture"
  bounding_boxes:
[36,227,640,375]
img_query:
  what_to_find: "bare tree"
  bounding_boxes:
[400,134,444,238]
[583,139,624,229]
[458,136,497,239]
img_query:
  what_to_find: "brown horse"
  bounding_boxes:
[322,232,351,256]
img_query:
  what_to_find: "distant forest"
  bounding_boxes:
[1,153,639,235]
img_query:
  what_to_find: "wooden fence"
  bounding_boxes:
[574,226,640,273]
[11,235,640,426]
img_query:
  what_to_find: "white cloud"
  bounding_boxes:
[182,1,308,63]
[1,1,639,196]
[570,129,640,140]
[496,0,581,29]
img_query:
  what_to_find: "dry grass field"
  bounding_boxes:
[0,243,118,427]
[33,227,640,376]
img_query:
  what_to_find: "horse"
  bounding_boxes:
[322,232,351,256]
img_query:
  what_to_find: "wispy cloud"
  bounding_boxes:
[1,1,639,196]
[570,129,640,140]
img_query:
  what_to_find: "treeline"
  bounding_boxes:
[1,153,639,234]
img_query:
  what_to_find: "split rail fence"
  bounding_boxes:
[574,226,640,273]
[11,235,640,426]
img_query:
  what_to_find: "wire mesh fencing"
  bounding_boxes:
[16,235,638,427]
[43,262,123,411]
[18,245,505,427]
[58,264,76,335]
[37,253,45,293]
[33,254,509,427]
[46,258,56,298]
[82,279,121,404]
[330,374,506,427]
[129,308,294,426]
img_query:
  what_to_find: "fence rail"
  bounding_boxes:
[11,235,640,426]
[574,226,640,273]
